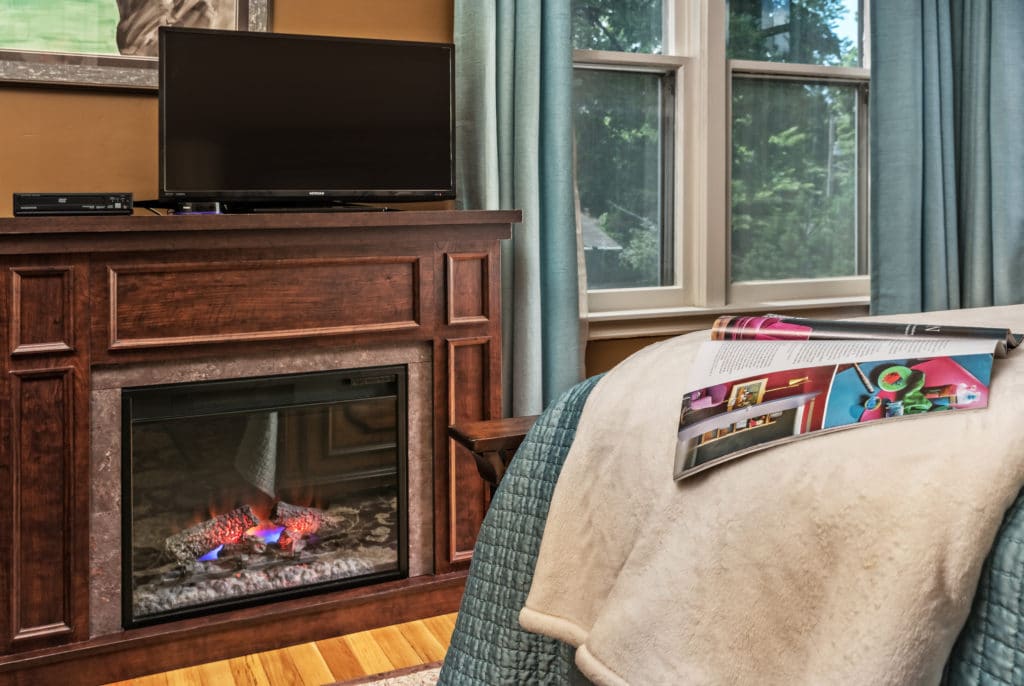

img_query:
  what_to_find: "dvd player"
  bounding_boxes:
[13,192,133,216]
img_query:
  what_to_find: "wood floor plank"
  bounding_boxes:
[256,645,305,686]
[226,654,272,686]
[395,620,448,662]
[314,636,369,682]
[163,666,203,686]
[110,674,169,686]
[366,625,423,670]
[194,659,237,686]
[281,642,336,685]
[421,613,457,647]
[341,629,396,676]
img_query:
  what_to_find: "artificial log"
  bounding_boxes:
[276,530,307,555]
[164,505,259,564]
[272,501,335,536]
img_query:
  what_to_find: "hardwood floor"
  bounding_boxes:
[103,613,457,686]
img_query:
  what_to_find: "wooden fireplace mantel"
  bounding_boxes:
[0,209,518,684]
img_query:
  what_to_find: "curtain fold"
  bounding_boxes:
[455,0,582,416]
[871,1,1024,314]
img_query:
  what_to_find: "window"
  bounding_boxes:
[572,1,870,321]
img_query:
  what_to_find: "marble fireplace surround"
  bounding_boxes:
[87,342,433,638]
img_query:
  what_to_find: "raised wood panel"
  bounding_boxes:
[446,338,492,563]
[9,266,73,356]
[445,253,489,325]
[7,368,75,646]
[108,257,421,350]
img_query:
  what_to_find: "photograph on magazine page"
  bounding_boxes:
[675,352,992,479]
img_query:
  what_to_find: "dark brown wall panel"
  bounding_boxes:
[8,368,74,645]
[108,257,421,349]
[10,267,73,356]
[446,337,491,563]
[445,253,489,325]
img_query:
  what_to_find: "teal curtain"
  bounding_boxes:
[455,0,582,416]
[871,1,1024,314]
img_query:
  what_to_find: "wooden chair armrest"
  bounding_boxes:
[449,415,539,454]
[448,415,540,492]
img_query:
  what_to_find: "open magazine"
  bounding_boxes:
[674,315,1023,481]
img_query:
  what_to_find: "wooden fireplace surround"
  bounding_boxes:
[0,209,518,684]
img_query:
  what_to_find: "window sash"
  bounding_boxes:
[573,55,680,292]
[574,51,689,312]
[727,58,870,286]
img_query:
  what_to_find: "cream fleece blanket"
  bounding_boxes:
[520,305,1024,686]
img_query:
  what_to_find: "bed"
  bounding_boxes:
[438,305,1024,685]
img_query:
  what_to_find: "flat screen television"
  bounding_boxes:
[158,27,454,210]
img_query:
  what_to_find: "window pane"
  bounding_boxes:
[572,0,663,53]
[731,78,860,281]
[575,68,671,290]
[728,0,860,66]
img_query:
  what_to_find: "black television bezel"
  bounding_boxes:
[157,26,456,207]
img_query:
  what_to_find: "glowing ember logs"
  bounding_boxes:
[164,505,259,564]
[277,529,307,555]
[271,501,334,536]
[163,502,360,565]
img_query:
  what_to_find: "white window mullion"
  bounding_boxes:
[691,0,727,308]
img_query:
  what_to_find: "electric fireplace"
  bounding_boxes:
[0,210,512,683]
[121,367,408,628]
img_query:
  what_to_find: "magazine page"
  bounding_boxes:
[674,337,996,480]
[711,314,1023,357]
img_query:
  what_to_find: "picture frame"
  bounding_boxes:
[726,378,767,411]
[0,0,272,90]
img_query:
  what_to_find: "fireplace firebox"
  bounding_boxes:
[121,367,408,628]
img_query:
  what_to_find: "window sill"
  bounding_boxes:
[586,296,870,340]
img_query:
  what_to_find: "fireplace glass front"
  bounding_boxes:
[121,367,408,628]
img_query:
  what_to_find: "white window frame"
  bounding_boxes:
[581,1,871,329]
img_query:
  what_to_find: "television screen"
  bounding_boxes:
[159,27,454,206]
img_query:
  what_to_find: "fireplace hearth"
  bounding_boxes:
[122,367,408,627]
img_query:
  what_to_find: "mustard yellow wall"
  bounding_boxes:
[585,337,668,376]
[273,0,452,40]
[0,0,454,217]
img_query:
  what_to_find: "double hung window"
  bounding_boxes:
[572,1,870,322]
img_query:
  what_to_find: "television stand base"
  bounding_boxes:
[221,201,398,214]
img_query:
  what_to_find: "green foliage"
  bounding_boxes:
[728,0,856,66]
[574,65,664,288]
[572,0,663,53]
[728,0,862,282]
